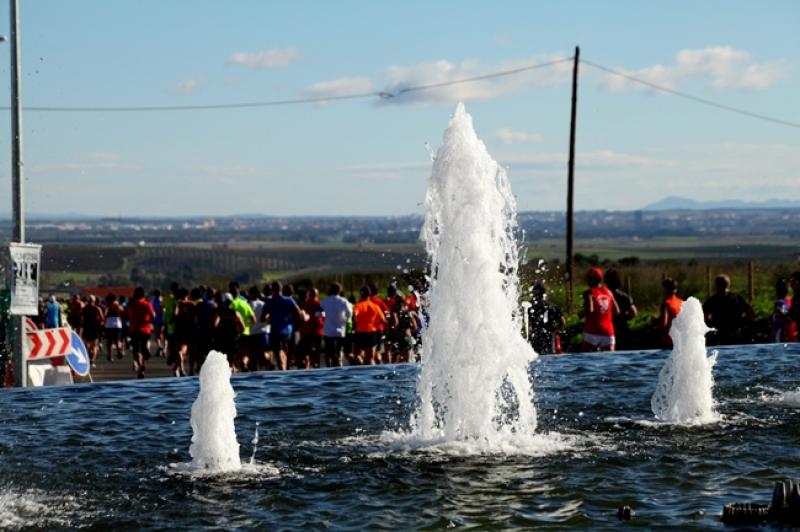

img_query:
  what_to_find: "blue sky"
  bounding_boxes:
[0,1,797,216]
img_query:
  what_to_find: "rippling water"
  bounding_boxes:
[1,343,799,529]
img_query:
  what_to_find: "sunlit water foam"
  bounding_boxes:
[399,103,540,454]
[651,297,720,424]
[0,488,84,529]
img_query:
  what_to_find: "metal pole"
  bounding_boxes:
[10,0,26,387]
[565,46,579,313]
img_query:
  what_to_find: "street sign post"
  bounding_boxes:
[8,243,40,315]
[66,331,90,377]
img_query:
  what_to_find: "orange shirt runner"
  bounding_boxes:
[353,300,387,333]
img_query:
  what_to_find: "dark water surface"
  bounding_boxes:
[1,344,799,530]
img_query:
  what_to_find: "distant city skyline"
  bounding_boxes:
[0,1,797,217]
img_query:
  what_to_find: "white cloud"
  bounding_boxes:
[379,54,572,105]
[496,127,543,144]
[304,77,374,100]
[168,78,204,95]
[228,47,299,69]
[304,53,572,106]
[599,46,788,93]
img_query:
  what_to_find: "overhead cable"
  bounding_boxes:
[581,58,800,130]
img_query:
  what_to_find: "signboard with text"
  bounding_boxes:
[8,243,42,315]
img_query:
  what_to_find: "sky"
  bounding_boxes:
[0,0,797,217]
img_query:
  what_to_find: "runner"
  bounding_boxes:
[81,295,105,367]
[171,288,196,376]
[150,289,165,357]
[44,295,63,329]
[580,268,620,352]
[103,293,125,361]
[353,286,387,365]
[126,287,156,379]
[67,295,84,335]
[229,282,256,370]
[261,281,301,371]
[657,278,684,348]
[214,292,245,367]
[772,279,798,343]
[320,282,352,368]
[299,287,324,369]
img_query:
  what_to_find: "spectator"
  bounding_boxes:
[657,278,684,348]
[703,274,754,345]
[604,270,637,350]
[229,282,256,370]
[320,283,353,368]
[580,267,620,352]
[527,283,565,355]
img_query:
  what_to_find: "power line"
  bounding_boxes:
[382,57,574,97]
[581,58,800,130]
[3,57,573,113]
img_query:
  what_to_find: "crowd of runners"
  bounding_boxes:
[527,268,800,354]
[37,281,423,378]
[31,268,800,379]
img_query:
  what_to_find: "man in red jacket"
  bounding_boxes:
[127,286,156,378]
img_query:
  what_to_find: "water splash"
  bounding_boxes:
[249,422,260,465]
[651,297,719,424]
[189,351,242,472]
[408,103,539,450]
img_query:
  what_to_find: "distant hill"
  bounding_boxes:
[643,196,800,211]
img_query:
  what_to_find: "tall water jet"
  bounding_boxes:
[651,297,719,424]
[411,103,538,447]
[189,351,242,472]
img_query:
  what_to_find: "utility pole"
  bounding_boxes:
[10,0,26,387]
[565,46,579,313]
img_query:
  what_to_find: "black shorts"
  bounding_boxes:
[324,336,344,355]
[248,333,269,350]
[354,332,378,350]
[82,326,100,342]
[105,328,122,343]
[130,332,151,358]
[269,333,290,352]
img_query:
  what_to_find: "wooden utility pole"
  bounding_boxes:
[565,46,580,313]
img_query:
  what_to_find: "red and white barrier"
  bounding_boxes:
[26,328,72,360]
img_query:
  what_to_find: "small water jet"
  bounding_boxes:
[651,297,719,424]
[409,103,539,449]
[189,351,242,472]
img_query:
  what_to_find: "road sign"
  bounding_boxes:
[26,328,71,359]
[66,331,90,376]
[8,243,41,315]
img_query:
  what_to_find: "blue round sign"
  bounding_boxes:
[67,330,91,376]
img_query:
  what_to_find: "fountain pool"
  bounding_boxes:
[1,343,798,529]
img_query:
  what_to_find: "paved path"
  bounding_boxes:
[76,347,175,383]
